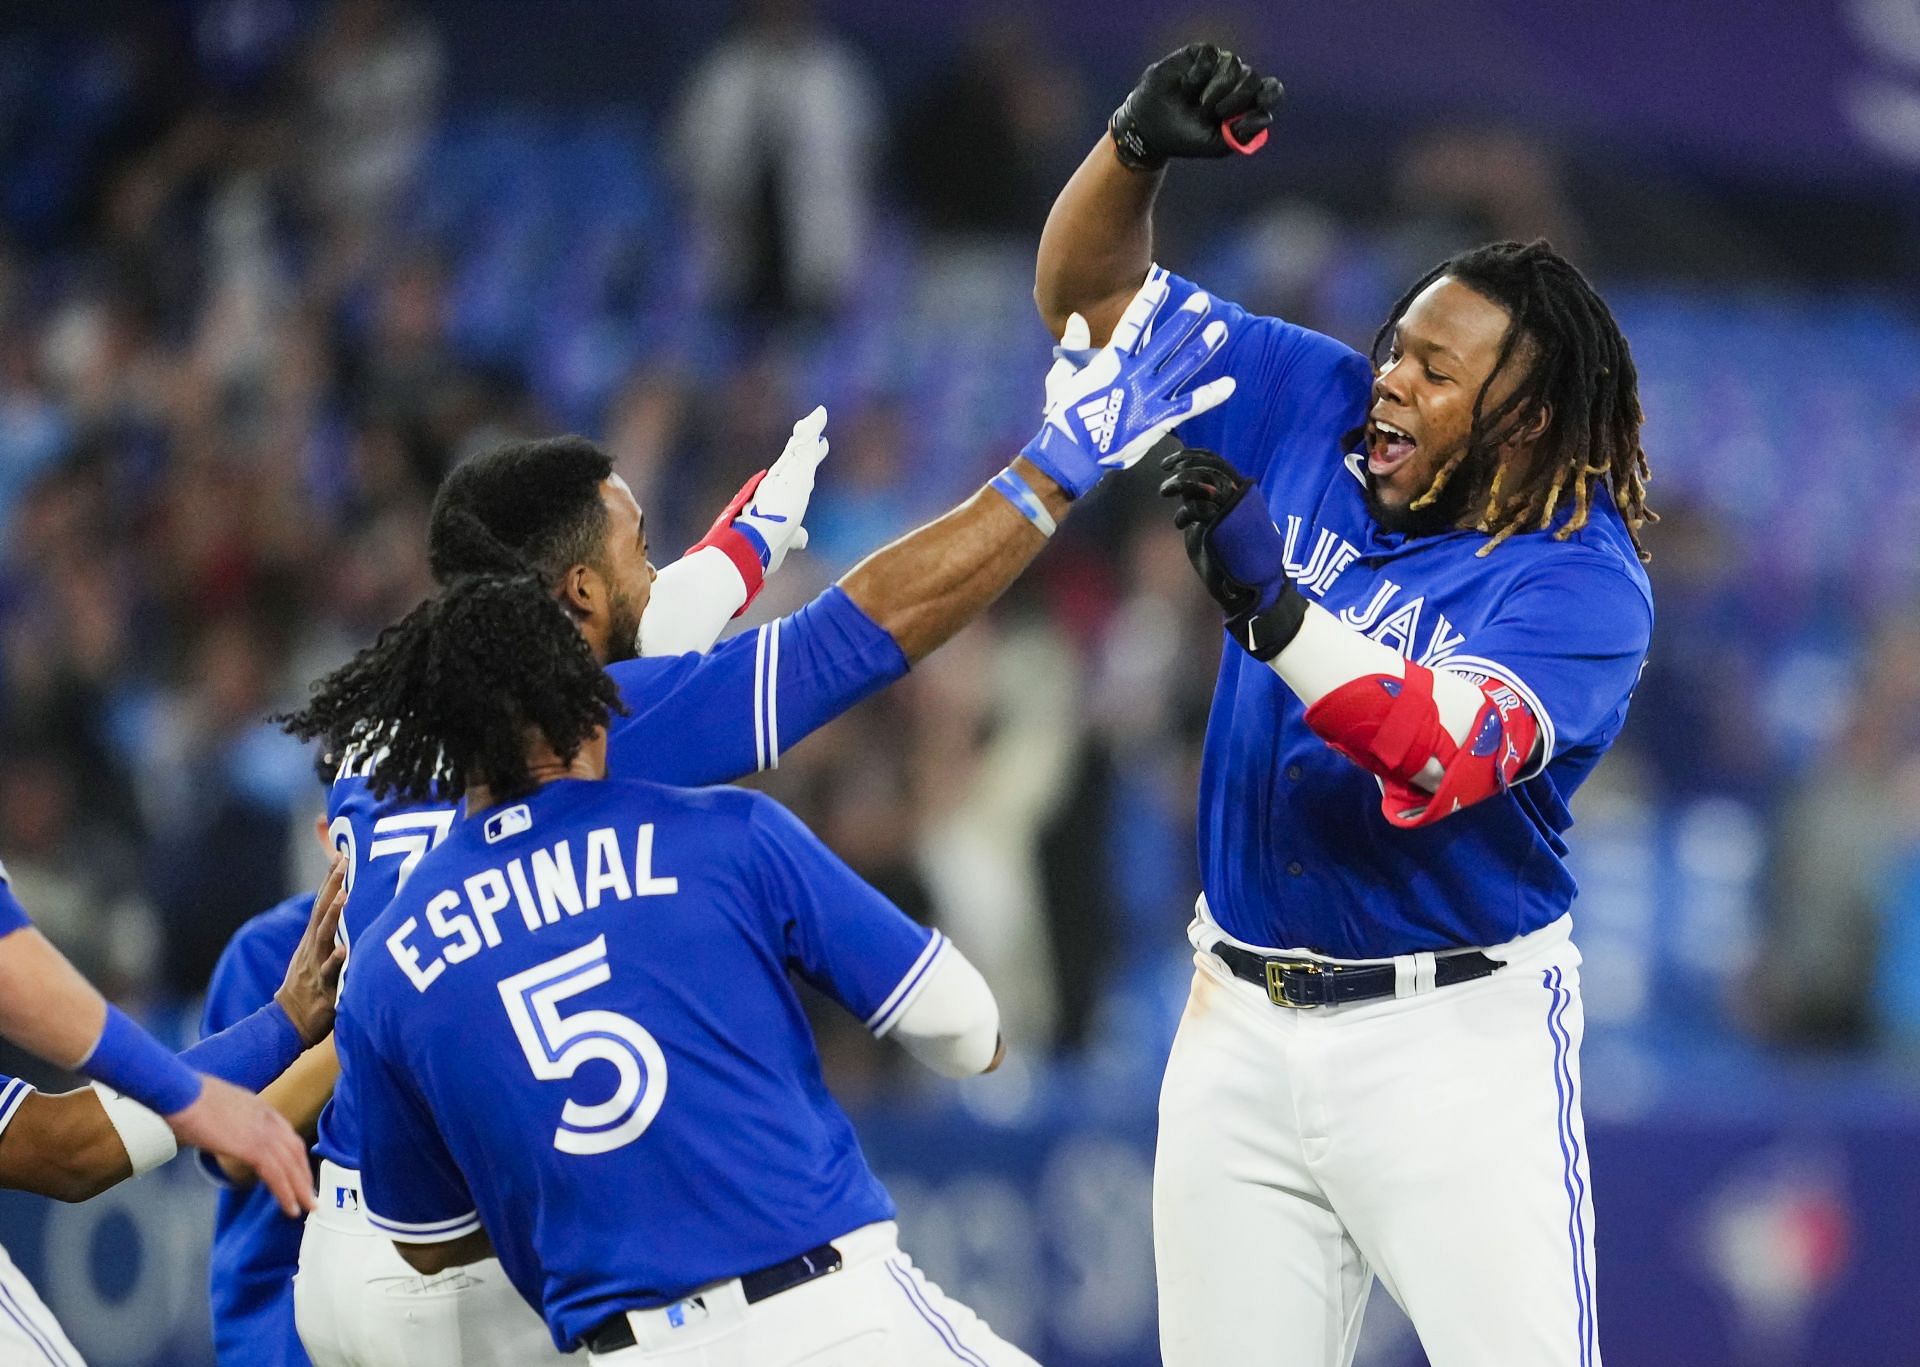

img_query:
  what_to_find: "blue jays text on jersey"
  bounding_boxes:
[334,777,947,1351]
[314,586,907,1174]
[200,896,316,1367]
[1162,268,1654,958]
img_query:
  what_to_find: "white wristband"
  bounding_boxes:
[90,1082,179,1177]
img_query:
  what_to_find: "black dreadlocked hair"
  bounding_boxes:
[279,509,627,805]
[1371,239,1654,560]
[429,435,613,586]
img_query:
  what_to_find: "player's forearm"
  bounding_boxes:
[1035,135,1161,343]
[838,459,1070,665]
[638,549,747,657]
[0,928,111,1069]
[0,1091,133,1202]
[215,1037,337,1184]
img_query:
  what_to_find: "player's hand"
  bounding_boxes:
[734,406,828,576]
[1159,442,1294,618]
[1021,275,1236,500]
[276,853,348,1046]
[167,1076,316,1218]
[1109,44,1284,171]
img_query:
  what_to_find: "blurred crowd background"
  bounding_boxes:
[2,2,1919,1361]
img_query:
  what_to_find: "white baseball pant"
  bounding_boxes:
[0,1242,85,1365]
[586,1222,1038,1367]
[1154,907,1601,1367]
[294,1160,563,1367]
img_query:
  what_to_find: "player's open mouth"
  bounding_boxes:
[1368,420,1418,475]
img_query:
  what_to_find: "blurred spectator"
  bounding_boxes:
[896,13,1083,242]
[300,0,444,275]
[671,0,882,323]
[1748,617,1920,1047]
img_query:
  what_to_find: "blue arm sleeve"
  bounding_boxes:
[179,1003,305,1094]
[1439,555,1654,777]
[196,899,314,1183]
[606,586,908,785]
[1157,269,1374,483]
[745,793,940,1035]
[336,1002,479,1243]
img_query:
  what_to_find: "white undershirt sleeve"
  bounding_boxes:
[90,1082,178,1176]
[885,942,1001,1078]
[636,547,749,658]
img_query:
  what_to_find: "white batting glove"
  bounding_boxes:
[1043,311,1096,414]
[735,405,828,576]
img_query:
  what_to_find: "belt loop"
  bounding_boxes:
[1414,951,1438,995]
[1391,954,1418,998]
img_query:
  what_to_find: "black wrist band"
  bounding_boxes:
[1227,585,1306,662]
[1108,103,1166,172]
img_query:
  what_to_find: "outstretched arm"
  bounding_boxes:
[838,457,1069,665]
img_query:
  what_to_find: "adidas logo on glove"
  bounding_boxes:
[1076,389,1125,454]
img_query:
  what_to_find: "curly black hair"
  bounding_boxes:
[1372,239,1654,560]
[280,510,627,804]
[429,436,613,586]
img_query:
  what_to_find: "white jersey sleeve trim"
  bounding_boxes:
[366,1207,484,1244]
[864,932,948,1037]
[887,942,1001,1078]
[1437,655,1557,780]
[0,1077,36,1138]
[750,620,785,772]
[90,1083,179,1176]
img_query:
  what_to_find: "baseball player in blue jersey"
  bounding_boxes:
[305,552,1047,1363]
[275,279,1231,1366]
[201,891,326,1367]
[1035,46,1656,1367]
[0,857,342,1362]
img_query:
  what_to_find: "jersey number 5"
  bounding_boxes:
[499,935,668,1156]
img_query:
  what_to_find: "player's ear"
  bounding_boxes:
[557,562,599,620]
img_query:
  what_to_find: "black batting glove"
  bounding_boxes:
[1109,44,1285,171]
[1159,441,1307,660]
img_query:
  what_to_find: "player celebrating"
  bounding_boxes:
[1035,45,1654,1367]
[314,552,1039,1364]
[280,276,1231,1366]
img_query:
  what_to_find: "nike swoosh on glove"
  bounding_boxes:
[1021,271,1237,500]
[686,406,829,618]
[735,404,827,576]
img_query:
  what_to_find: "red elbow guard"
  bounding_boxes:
[1304,663,1540,827]
[688,469,768,617]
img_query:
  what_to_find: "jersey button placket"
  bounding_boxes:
[1286,861,1304,877]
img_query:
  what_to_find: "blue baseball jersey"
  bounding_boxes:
[1165,269,1655,956]
[1,858,32,938]
[199,895,315,1367]
[334,777,943,1350]
[314,587,906,1173]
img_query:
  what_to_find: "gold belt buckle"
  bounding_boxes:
[1264,959,1322,1008]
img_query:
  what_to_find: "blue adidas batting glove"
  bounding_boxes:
[1021,272,1237,500]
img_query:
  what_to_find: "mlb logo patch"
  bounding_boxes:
[484,804,532,844]
[665,1296,707,1329]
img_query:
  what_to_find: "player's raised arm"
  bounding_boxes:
[1035,44,1281,342]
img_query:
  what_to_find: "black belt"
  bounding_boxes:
[1212,940,1504,1008]
[582,1243,844,1354]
